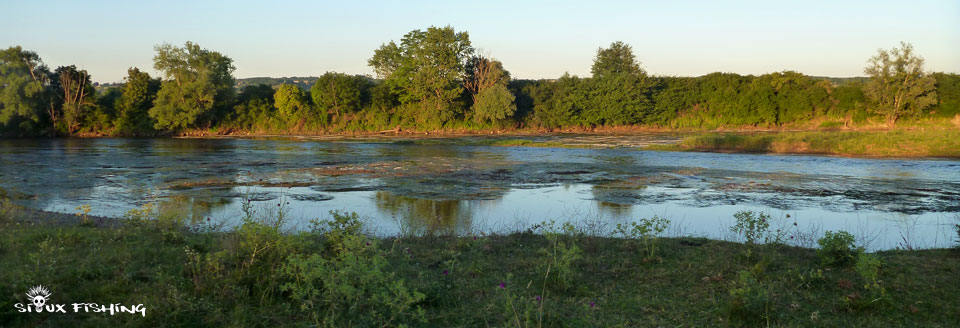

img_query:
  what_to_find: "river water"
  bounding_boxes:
[2,136,958,250]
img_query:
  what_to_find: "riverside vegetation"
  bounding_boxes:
[1,199,958,327]
[1,28,958,156]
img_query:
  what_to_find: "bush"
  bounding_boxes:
[727,270,770,322]
[817,231,863,267]
[282,219,425,326]
[614,216,670,260]
[730,211,771,245]
[537,221,583,291]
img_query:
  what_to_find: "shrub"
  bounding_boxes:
[281,224,425,326]
[309,211,365,256]
[727,270,770,322]
[537,221,583,290]
[730,210,771,245]
[614,216,670,260]
[817,231,863,267]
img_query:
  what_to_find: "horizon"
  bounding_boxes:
[2,0,958,83]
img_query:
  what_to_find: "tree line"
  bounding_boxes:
[1,26,957,137]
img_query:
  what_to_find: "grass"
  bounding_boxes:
[647,128,960,158]
[1,200,958,327]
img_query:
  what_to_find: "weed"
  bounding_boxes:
[536,220,583,290]
[731,210,772,245]
[281,220,425,327]
[614,216,670,261]
[817,231,863,267]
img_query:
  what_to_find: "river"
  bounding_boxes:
[2,135,958,250]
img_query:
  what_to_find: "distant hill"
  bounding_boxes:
[809,76,870,85]
[236,76,318,90]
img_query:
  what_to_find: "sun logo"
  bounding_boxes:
[25,285,52,310]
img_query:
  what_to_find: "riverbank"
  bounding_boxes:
[643,128,960,158]
[2,201,958,327]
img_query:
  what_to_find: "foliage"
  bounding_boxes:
[730,210,771,245]
[591,41,644,78]
[369,26,473,127]
[863,42,937,124]
[114,68,161,135]
[472,83,516,124]
[614,216,670,260]
[817,230,863,267]
[536,221,582,290]
[727,270,771,322]
[311,72,370,117]
[282,212,425,327]
[0,46,50,136]
[149,41,236,131]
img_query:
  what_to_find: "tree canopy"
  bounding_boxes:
[149,41,236,131]
[863,42,937,124]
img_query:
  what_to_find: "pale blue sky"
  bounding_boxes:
[2,0,958,83]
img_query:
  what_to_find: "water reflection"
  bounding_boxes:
[374,191,475,235]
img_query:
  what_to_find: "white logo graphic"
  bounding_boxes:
[25,285,52,311]
[14,285,146,317]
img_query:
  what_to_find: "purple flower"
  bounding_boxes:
[442,270,449,275]
[589,301,595,308]
[535,295,542,302]
[473,236,478,240]
[365,242,371,246]
[498,282,506,289]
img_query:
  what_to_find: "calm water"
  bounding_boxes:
[2,136,958,250]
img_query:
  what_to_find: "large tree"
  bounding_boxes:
[585,41,654,126]
[369,26,474,125]
[863,42,937,125]
[0,46,51,136]
[591,41,644,78]
[310,72,370,116]
[114,67,161,135]
[50,65,94,134]
[149,41,236,131]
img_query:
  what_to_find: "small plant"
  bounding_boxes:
[310,210,365,256]
[537,220,583,290]
[281,223,425,326]
[495,276,545,328]
[817,230,863,267]
[730,210,771,245]
[74,204,93,226]
[855,253,882,289]
[614,216,670,261]
[727,270,771,323]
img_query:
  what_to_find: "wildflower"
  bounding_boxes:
[498,282,506,289]
[442,270,449,275]
[535,295,542,302]
[589,301,595,308]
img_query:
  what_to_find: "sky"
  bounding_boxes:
[2,0,958,83]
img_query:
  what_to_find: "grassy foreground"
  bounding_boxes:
[647,127,960,158]
[1,201,958,327]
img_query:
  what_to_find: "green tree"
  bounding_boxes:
[463,55,510,105]
[50,65,94,134]
[473,84,516,124]
[369,26,474,126]
[591,41,644,78]
[0,46,51,136]
[114,67,161,135]
[274,84,309,118]
[310,72,369,116]
[149,41,236,131]
[863,42,937,124]
[585,41,654,126]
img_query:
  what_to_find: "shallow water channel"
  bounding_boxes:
[2,135,958,250]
